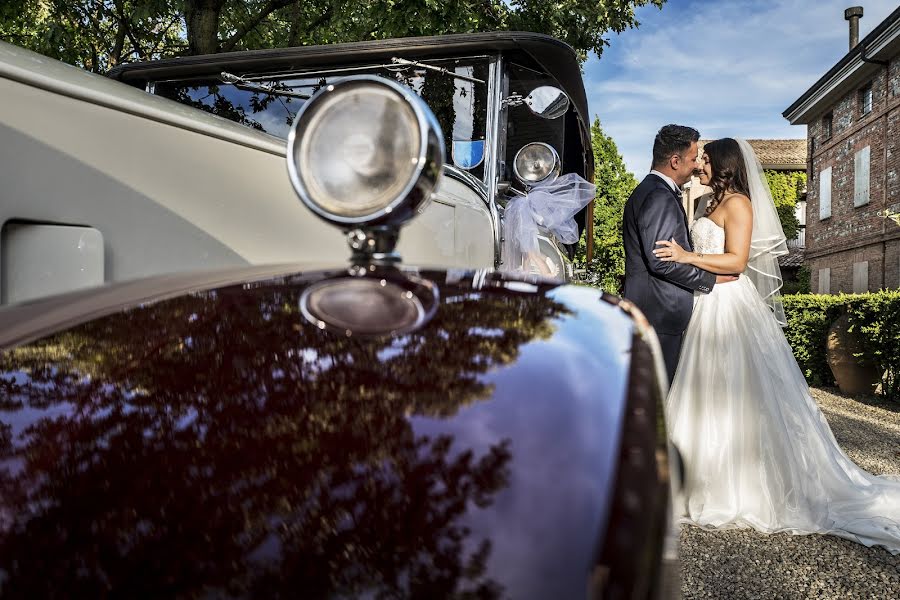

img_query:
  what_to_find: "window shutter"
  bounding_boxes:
[819,167,832,219]
[852,261,869,293]
[854,146,870,207]
[818,268,831,294]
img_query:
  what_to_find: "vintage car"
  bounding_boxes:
[0,66,677,597]
[0,32,593,306]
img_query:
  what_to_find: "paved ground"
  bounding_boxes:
[679,388,900,599]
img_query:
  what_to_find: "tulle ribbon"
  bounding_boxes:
[501,173,596,275]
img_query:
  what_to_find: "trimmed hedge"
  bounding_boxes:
[782,291,900,400]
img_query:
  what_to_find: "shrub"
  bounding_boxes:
[781,265,811,296]
[782,290,900,400]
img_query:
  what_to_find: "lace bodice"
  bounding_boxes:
[690,217,726,254]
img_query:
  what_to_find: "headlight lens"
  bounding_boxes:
[294,82,420,218]
[513,142,560,185]
[287,76,442,226]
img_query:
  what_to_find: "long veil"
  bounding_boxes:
[737,138,789,326]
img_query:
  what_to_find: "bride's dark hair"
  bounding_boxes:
[704,138,751,216]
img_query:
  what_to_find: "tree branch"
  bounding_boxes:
[305,6,334,39]
[149,16,183,57]
[113,0,148,60]
[110,26,126,66]
[220,0,298,52]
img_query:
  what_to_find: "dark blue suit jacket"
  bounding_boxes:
[622,174,716,335]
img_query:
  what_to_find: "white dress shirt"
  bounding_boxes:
[649,170,680,194]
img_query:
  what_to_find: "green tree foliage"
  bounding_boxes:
[764,170,806,242]
[0,0,184,72]
[1,0,666,71]
[576,117,637,294]
[782,264,811,295]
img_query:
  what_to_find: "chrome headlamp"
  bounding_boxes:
[513,142,561,185]
[287,75,444,227]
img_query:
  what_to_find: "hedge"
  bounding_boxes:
[782,290,900,400]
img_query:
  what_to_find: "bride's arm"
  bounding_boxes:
[654,196,752,274]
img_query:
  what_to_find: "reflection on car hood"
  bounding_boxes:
[0,266,633,598]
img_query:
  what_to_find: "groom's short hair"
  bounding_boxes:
[652,124,700,168]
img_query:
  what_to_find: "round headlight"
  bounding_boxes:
[513,142,561,185]
[287,76,444,226]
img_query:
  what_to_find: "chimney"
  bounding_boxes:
[845,6,864,50]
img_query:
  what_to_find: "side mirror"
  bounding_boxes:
[525,86,570,120]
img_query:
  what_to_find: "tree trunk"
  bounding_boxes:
[287,2,303,47]
[184,0,225,55]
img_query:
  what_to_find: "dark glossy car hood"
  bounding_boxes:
[0,265,634,598]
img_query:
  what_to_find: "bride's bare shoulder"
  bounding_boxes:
[722,193,751,213]
[721,193,752,225]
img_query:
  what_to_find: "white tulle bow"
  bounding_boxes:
[501,174,596,275]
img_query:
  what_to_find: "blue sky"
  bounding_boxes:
[584,0,898,175]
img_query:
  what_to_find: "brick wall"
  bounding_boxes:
[808,242,895,293]
[805,54,900,292]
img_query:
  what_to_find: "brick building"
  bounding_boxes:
[783,6,900,294]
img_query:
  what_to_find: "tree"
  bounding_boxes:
[0,0,184,72]
[1,0,666,71]
[764,170,805,242]
[576,118,637,294]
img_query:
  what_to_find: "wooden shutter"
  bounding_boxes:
[852,261,869,293]
[854,146,870,207]
[819,167,832,219]
[818,268,831,294]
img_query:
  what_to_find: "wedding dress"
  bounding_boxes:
[667,215,900,554]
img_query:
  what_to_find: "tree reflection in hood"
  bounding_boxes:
[0,275,570,598]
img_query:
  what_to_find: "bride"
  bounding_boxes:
[652,137,900,554]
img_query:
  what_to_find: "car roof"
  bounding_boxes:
[108,32,591,164]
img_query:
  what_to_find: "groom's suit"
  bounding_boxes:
[622,174,716,384]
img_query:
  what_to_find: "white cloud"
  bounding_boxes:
[585,0,898,175]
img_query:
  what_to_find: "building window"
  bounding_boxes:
[822,112,833,139]
[860,83,873,115]
[853,261,869,293]
[818,268,831,294]
[854,146,871,207]
[819,166,832,219]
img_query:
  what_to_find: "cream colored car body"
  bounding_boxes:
[0,41,493,304]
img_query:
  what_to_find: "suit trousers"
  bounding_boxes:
[656,332,684,386]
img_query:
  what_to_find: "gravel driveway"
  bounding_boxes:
[679,388,900,599]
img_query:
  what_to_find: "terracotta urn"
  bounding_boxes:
[826,313,881,396]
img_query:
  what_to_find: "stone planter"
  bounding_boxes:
[826,313,881,396]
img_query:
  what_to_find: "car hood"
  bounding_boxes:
[0,265,634,598]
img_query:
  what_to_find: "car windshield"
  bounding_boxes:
[154,57,491,181]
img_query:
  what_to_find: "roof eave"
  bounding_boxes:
[761,163,807,171]
[783,7,900,125]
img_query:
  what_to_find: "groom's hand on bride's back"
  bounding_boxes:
[716,274,739,284]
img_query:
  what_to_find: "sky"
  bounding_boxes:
[583,0,899,176]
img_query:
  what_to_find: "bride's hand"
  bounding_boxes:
[653,238,691,263]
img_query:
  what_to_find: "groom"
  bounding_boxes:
[622,125,731,384]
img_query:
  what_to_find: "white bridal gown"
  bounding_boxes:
[667,216,900,554]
